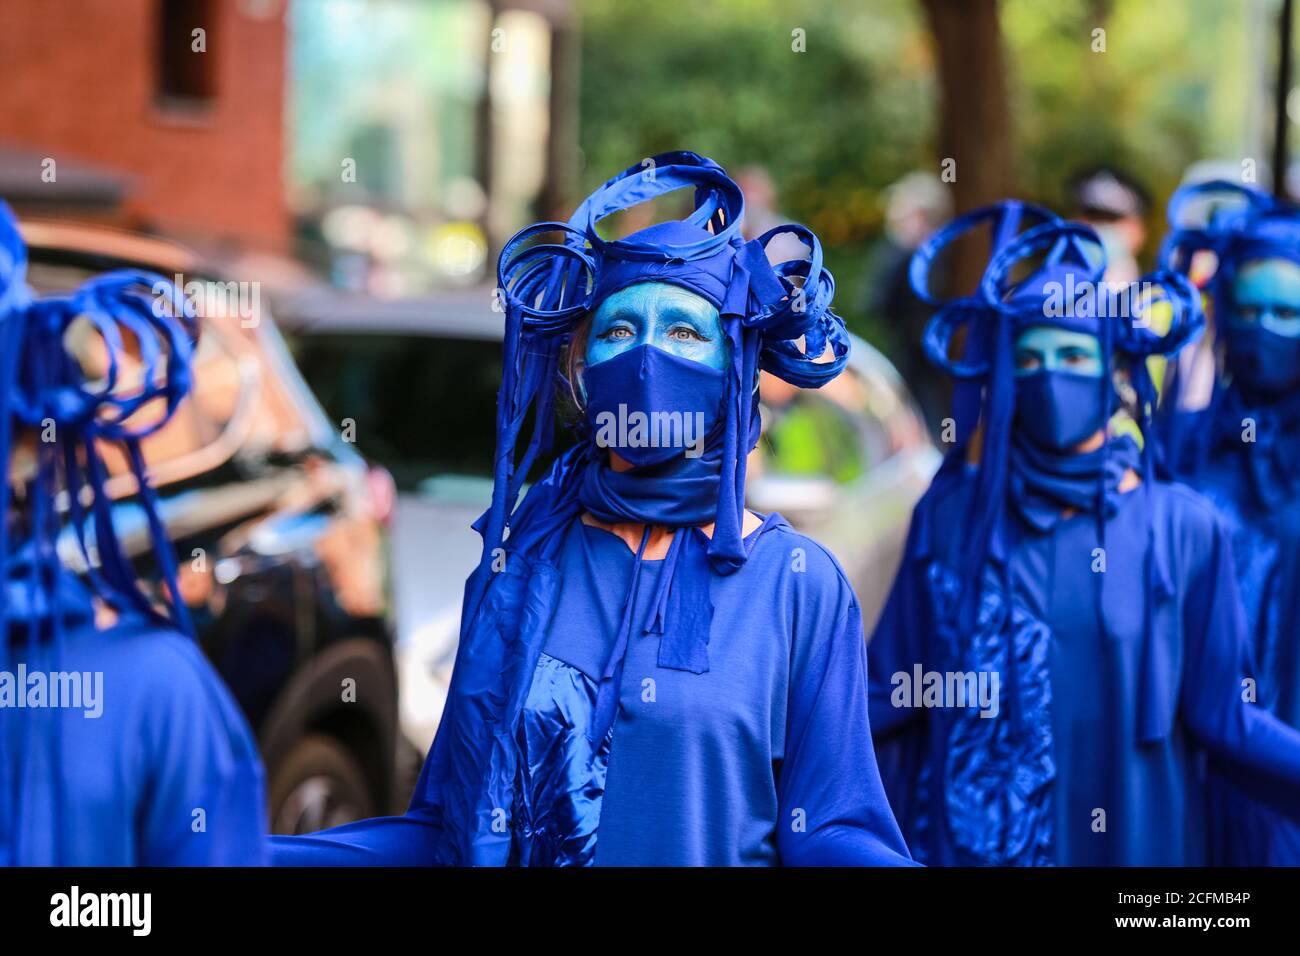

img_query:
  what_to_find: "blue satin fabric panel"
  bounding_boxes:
[511,652,609,866]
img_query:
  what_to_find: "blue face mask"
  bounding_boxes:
[584,343,726,467]
[1226,259,1300,397]
[1014,369,1112,453]
[1223,323,1300,397]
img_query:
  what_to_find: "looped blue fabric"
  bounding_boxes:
[980,220,1106,314]
[1159,180,1300,321]
[575,151,744,263]
[909,200,1058,307]
[496,221,596,331]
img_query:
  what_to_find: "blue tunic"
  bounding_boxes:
[869,464,1300,866]
[272,513,914,866]
[0,573,267,866]
[1168,401,1300,865]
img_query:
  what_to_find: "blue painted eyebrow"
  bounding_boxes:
[593,308,640,326]
[662,309,713,330]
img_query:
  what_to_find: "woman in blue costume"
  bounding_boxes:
[868,201,1300,866]
[0,200,266,865]
[1159,181,1300,865]
[273,151,914,866]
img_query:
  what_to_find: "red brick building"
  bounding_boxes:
[0,0,289,249]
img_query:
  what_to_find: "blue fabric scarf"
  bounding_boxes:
[1009,433,1142,532]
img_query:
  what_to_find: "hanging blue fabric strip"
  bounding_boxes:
[589,525,653,745]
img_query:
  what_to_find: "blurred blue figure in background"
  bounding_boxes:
[0,200,266,865]
[869,202,1300,865]
[272,151,914,866]
[1160,181,1300,865]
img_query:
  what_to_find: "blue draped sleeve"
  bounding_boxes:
[269,804,442,866]
[1179,495,1300,818]
[775,544,916,866]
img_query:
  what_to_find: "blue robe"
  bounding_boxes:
[0,571,267,866]
[272,512,914,866]
[1166,397,1300,865]
[869,463,1300,866]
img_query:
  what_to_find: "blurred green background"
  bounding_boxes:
[577,0,1272,355]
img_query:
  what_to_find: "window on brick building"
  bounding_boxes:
[156,0,218,107]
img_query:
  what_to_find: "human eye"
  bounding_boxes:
[1015,350,1041,371]
[668,324,707,342]
[597,323,634,340]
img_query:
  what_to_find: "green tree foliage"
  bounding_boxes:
[579,0,1272,354]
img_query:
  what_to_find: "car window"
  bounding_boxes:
[287,332,504,490]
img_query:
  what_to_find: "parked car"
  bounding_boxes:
[277,287,940,768]
[18,220,402,835]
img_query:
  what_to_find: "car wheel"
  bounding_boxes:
[269,733,377,835]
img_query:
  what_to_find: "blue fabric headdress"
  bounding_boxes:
[1158,181,1300,368]
[1158,179,1300,311]
[467,151,848,608]
[913,201,1203,742]
[0,206,197,638]
[0,198,198,863]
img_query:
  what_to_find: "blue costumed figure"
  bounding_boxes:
[0,200,266,865]
[1159,181,1300,865]
[272,151,915,866]
[869,201,1300,865]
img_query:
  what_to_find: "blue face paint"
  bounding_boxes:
[1231,259,1300,337]
[583,283,727,468]
[585,281,728,370]
[1013,326,1112,452]
[1225,259,1300,397]
[1013,326,1105,377]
